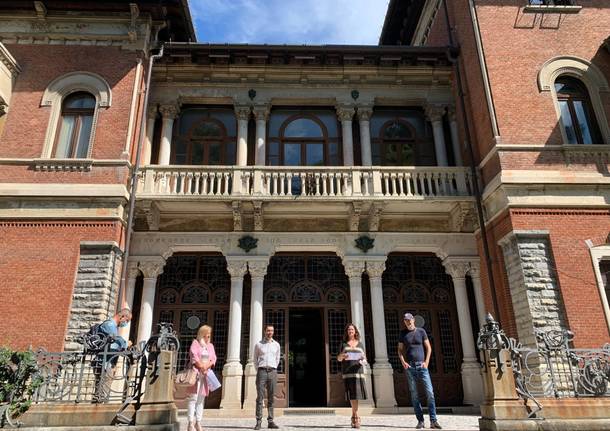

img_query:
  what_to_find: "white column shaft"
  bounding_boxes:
[143,116,155,166]
[341,119,354,166]
[248,276,264,362]
[137,277,157,343]
[158,117,174,166]
[237,118,248,166]
[348,276,366,349]
[449,120,463,166]
[453,277,477,361]
[255,119,266,165]
[369,276,389,364]
[226,276,244,363]
[119,276,137,341]
[471,274,487,327]
[359,119,372,166]
[431,120,448,167]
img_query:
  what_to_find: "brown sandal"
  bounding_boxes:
[351,416,360,429]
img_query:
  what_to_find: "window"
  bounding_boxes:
[601,260,610,309]
[53,92,95,158]
[370,110,435,166]
[555,77,602,145]
[267,110,341,166]
[172,108,237,165]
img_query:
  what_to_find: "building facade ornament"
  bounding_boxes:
[253,104,270,121]
[356,106,373,121]
[442,258,471,280]
[247,260,269,279]
[234,105,252,121]
[226,259,248,278]
[232,201,243,232]
[336,105,355,122]
[138,257,166,279]
[253,201,264,231]
[365,261,386,278]
[343,259,366,278]
[424,104,446,122]
[159,104,179,119]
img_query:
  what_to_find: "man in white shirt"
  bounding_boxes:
[253,324,281,430]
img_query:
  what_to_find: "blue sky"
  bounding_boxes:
[190,0,390,45]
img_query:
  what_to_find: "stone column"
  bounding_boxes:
[425,104,448,167]
[136,258,166,344]
[235,105,251,166]
[243,259,269,409]
[221,259,248,409]
[343,259,374,407]
[447,106,463,166]
[357,106,373,166]
[158,104,179,166]
[142,105,157,166]
[366,260,396,408]
[443,258,483,405]
[337,105,355,166]
[253,105,270,165]
[468,261,487,327]
[119,261,140,341]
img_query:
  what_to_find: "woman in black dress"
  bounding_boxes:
[337,323,367,429]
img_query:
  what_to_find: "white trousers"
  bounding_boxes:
[187,393,205,422]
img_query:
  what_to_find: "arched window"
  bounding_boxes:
[172,108,237,165]
[555,76,602,145]
[267,111,341,166]
[53,92,95,158]
[378,120,415,165]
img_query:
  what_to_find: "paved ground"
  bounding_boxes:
[179,414,480,430]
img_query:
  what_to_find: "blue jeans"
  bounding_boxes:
[406,366,437,422]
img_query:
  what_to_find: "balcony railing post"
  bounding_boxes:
[351,169,361,196]
[232,169,242,196]
[456,170,468,195]
[372,170,383,196]
[143,169,154,194]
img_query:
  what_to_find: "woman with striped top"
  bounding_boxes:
[337,323,367,429]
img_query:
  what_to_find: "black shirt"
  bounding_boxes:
[398,327,428,363]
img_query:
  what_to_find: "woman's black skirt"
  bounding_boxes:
[342,361,367,401]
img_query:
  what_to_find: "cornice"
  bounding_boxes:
[0,42,20,75]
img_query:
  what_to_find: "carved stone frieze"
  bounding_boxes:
[232,201,243,232]
[253,201,264,231]
[450,202,474,232]
[141,201,160,231]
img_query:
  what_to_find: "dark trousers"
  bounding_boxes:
[255,368,277,422]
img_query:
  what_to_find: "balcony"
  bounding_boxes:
[137,165,474,200]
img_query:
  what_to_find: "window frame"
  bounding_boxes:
[372,119,420,166]
[554,76,603,145]
[52,92,96,159]
[589,244,610,335]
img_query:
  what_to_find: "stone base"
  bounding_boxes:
[21,404,134,428]
[242,362,257,409]
[460,360,484,406]
[220,362,244,409]
[14,426,178,431]
[135,402,178,427]
[480,418,610,431]
[371,363,396,408]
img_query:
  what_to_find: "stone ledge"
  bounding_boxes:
[523,5,582,14]
[32,158,94,172]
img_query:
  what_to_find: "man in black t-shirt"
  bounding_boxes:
[397,313,441,429]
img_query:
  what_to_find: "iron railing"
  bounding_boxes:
[478,314,610,417]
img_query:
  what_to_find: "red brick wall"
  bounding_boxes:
[0,221,124,351]
[0,45,139,160]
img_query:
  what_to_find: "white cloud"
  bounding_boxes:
[189,0,390,45]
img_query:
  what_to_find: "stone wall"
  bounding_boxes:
[499,231,568,347]
[64,241,123,351]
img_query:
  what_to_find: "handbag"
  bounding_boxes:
[175,365,198,386]
[205,369,221,392]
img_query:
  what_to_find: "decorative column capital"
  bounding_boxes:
[248,260,269,279]
[147,104,159,119]
[424,104,446,122]
[138,257,166,279]
[126,261,141,279]
[253,104,270,121]
[356,106,373,121]
[442,258,471,281]
[234,105,252,121]
[468,260,481,278]
[159,103,179,120]
[336,105,355,122]
[366,261,386,278]
[226,259,248,278]
[447,104,457,121]
[343,259,366,279]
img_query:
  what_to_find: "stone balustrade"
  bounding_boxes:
[137,166,473,200]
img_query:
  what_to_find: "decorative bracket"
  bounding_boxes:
[232,201,243,232]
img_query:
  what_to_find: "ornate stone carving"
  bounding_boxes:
[248,260,269,278]
[226,260,248,278]
[0,99,7,117]
[147,104,159,119]
[128,3,140,42]
[159,104,179,119]
[442,259,470,280]
[450,202,472,232]
[368,203,385,232]
[253,104,270,121]
[126,260,141,280]
[468,260,481,279]
[355,235,375,253]
[447,104,457,122]
[343,260,365,278]
[238,235,258,253]
[356,106,373,121]
[424,104,446,123]
[142,201,160,231]
[253,201,264,231]
[366,261,386,278]
[234,105,251,121]
[34,1,47,18]
[138,258,166,279]
[336,105,355,122]
[232,201,242,232]
[349,202,362,232]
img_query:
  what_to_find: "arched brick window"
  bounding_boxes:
[555,76,603,145]
[53,92,96,158]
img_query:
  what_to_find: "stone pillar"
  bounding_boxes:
[243,259,268,409]
[447,106,463,166]
[135,350,179,427]
[366,260,396,408]
[357,106,373,166]
[425,104,448,167]
[119,261,140,342]
[469,262,487,327]
[343,259,374,407]
[158,104,179,166]
[221,259,248,409]
[235,106,251,166]
[443,258,483,405]
[142,105,157,166]
[136,258,165,344]
[337,105,355,166]
[253,105,270,166]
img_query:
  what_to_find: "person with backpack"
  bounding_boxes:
[91,308,132,402]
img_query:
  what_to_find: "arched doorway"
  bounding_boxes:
[153,254,232,408]
[263,254,351,407]
[382,254,463,406]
